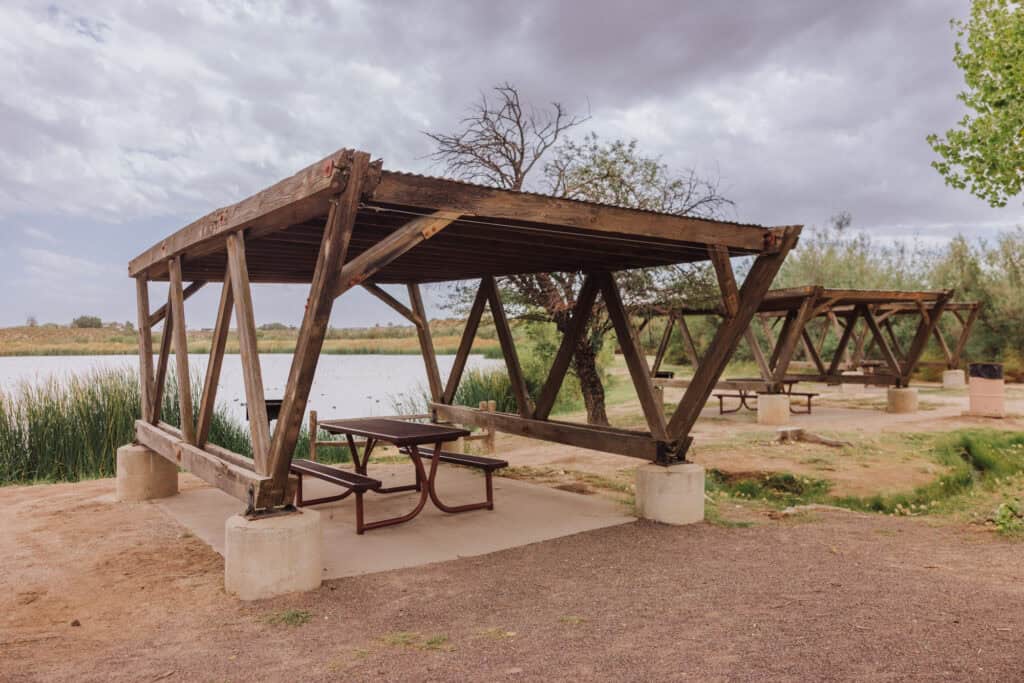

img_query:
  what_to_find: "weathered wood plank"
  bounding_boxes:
[372,171,786,253]
[226,231,272,473]
[860,304,903,378]
[901,293,951,384]
[151,297,172,424]
[442,280,489,404]
[362,282,420,325]
[135,421,294,509]
[134,277,154,423]
[678,315,701,367]
[708,244,739,317]
[745,328,772,380]
[431,403,664,461]
[266,154,370,494]
[408,283,443,402]
[599,273,667,440]
[482,276,533,417]
[196,278,233,448]
[167,257,195,444]
[533,274,600,420]
[129,148,379,278]
[651,312,675,375]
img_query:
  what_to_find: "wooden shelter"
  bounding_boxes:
[652,286,963,393]
[128,148,801,512]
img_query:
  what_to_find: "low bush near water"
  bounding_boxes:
[0,368,335,485]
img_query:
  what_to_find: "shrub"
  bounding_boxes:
[71,315,102,329]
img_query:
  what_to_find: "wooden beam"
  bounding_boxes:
[800,328,828,375]
[651,312,675,375]
[361,282,420,325]
[372,170,788,253]
[196,278,233,448]
[266,155,370,494]
[442,280,489,404]
[483,276,533,417]
[134,277,155,423]
[151,297,172,424]
[599,273,668,440]
[745,328,772,380]
[770,296,814,383]
[826,311,860,375]
[329,212,458,299]
[677,315,701,367]
[860,304,903,377]
[432,403,665,461]
[951,304,981,369]
[533,274,600,420]
[226,231,272,473]
[129,148,379,278]
[408,283,443,402]
[708,245,739,318]
[148,280,206,326]
[167,257,195,444]
[135,421,294,510]
[901,293,951,384]
[667,226,801,449]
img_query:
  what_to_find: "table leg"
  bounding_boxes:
[426,441,495,514]
[359,443,435,532]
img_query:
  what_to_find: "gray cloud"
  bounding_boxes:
[0,0,1021,327]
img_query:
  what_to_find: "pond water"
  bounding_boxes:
[0,354,501,423]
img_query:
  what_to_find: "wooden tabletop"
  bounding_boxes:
[317,417,470,446]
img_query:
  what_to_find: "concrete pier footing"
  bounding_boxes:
[757,393,790,426]
[635,463,705,525]
[942,369,966,389]
[116,444,178,502]
[887,387,919,414]
[225,509,323,600]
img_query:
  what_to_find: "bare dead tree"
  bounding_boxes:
[425,84,731,425]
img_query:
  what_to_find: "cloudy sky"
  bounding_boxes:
[1,0,1020,329]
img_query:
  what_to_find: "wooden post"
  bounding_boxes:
[599,273,667,440]
[861,304,903,378]
[533,274,599,420]
[901,294,951,385]
[309,410,318,462]
[651,312,675,376]
[167,257,195,445]
[226,231,272,474]
[482,276,533,418]
[745,328,772,381]
[826,310,860,376]
[408,283,443,402]
[770,296,815,384]
[196,278,233,448]
[667,226,800,453]
[151,297,172,424]
[442,281,488,404]
[677,315,701,367]
[951,304,981,369]
[266,153,369,493]
[134,277,154,423]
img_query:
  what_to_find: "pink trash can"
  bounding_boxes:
[967,363,1005,418]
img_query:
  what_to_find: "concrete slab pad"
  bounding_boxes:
[157,466,634,579]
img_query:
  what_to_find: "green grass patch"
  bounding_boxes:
[265,609,312,627]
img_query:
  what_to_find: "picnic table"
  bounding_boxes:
[290,417,506,534]
[714,379,818,415]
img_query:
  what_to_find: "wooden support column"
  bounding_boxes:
[151,295,173,424]
[650,312,675,376]
[951,305,981,369]
[148,281,205,326]
[746,328,773,381]
[226,231,272,474]
[600,273,667,440]
[442,281,488,405]
[901,294,951,385]
[482,276,533,417]
[826,310,860,376]
[196,278,233,448]
[362,283,420,325]
[667,226,800,455]
[167,257,195,444]
[800,328,828,375]
[771,297,815,384]
[861,304,903,378]
[677,315,701,367]
[408,283,443,402]
[534,274,600,421]
[266,153,370,493]
[134,277,155,423]
[708,244,740,318]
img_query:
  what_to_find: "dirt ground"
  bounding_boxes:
[2,477,1023,682]
[3,381,1024,681]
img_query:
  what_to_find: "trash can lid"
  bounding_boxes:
[968,362,1003,379]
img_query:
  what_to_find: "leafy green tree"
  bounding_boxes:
[927,0,1024,207]
[71,315,102,329]
[426,84,731,424]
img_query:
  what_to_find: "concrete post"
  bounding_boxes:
[635,463,704,525]
[225,509,323,600]
[757,393,790,425]
[886,387,919,413]
[942,369,966,389]
[116,444,178,502]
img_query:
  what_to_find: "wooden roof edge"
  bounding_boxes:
[129,146,801,279]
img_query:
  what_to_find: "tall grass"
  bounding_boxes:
[0,368,338,485]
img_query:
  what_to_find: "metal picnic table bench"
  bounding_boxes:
[713,379,819,415]
[290,417,507,534]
